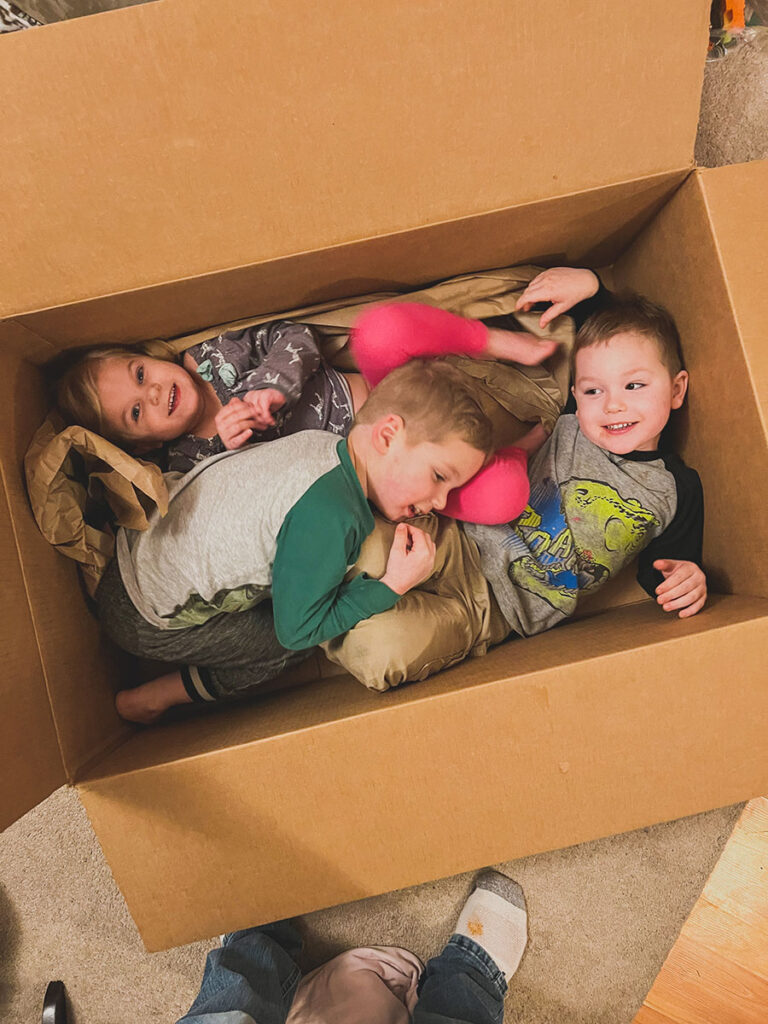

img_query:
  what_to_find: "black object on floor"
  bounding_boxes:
[42,981,68,1024]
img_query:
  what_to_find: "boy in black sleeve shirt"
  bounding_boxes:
[466,293,706,638]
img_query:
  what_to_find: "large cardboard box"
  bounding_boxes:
[2,1,767,950]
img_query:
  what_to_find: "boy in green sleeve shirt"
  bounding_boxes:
[96,359,496,722]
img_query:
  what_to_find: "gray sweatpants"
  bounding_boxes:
[95,558,312,702]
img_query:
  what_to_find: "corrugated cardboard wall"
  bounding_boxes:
[0,0,707,317]
[614,166,768,600]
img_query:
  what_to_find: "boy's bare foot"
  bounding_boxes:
[115,671,193,724]
[483,328,559,365]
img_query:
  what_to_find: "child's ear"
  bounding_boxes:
[670,369,689,409]
[370,413,405,454]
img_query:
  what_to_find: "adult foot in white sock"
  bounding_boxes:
[454,870,528,982]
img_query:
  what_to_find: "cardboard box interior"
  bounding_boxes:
[2,0,767,951]
[3,161,768,948]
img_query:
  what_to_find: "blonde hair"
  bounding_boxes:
[55,343,172,442]
[355,359,494,457]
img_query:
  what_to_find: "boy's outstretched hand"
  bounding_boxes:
[654,559,707,618]
[515,267,599,328]
[380,523,436,595]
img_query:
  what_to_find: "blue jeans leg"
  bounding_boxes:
[413,933,507,1024]
[176,920,303,1024]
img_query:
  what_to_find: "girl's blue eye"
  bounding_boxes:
[136,365,144,384]
[131,404,140,422]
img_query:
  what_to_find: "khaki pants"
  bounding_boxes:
[322,515,509,692]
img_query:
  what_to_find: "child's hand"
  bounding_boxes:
[243,387,287,430]
[653,559,707,618]
[215,396,259,450]
[515,268,599,328]
[483,329,560,365]
[380,523,437,595]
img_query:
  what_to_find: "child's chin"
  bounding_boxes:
[595,429,638,454]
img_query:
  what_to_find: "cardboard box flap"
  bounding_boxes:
[0,0,708,320]
[78,595,768,950]
[0,470,66,829]
[697,161,768,438]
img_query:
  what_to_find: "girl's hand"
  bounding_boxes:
[515,268,599,328]
[243,388,287,430]
[215,396,258,450]
[380,524,436,595]
[654,559,707,618]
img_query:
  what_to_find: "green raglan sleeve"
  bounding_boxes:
[271,473,399,650]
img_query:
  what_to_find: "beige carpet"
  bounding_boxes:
[0,785,742,1023]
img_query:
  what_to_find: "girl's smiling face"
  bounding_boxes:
[572,331,688,454]
[96,355,205,446]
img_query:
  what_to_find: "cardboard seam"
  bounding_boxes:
[73,729,139,785]
[0,460,69,783]
[694,170,768,444]
[2,317,58,355]
[6,166,693,324]
[75,601,768,786]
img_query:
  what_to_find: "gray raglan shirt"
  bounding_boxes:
[117,430,398,648]
[465,415,704,637]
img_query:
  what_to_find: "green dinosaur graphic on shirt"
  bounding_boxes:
[509,478,660,613]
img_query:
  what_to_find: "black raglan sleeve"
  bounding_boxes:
[568,277,612,330]
[636,457,704,597]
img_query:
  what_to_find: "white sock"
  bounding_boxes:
[454,870,528,982]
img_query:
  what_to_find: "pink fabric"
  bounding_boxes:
[442,444,529,524]
[351,303,530,524]
[286,945,423,1024]
[350,302,488,387]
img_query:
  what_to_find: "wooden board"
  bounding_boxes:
[634,798,768,1024]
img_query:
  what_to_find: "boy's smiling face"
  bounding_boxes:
[368,419,485,522]
[572,331,688,454]
[97,355,205,446]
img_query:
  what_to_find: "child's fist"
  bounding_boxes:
[654,559,707,618]
[515,267,599,328]
[380,523,437,595]
[243,387,287,430]
[215,396,257,450]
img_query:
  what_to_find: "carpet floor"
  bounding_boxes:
[0,786,742,1022]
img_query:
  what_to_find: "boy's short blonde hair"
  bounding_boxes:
[574,293,684,377]
[355,358,494,457]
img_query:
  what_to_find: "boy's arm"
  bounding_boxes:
[272,487,438,650]
[636,463,705,617]
[271,513,398,650]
